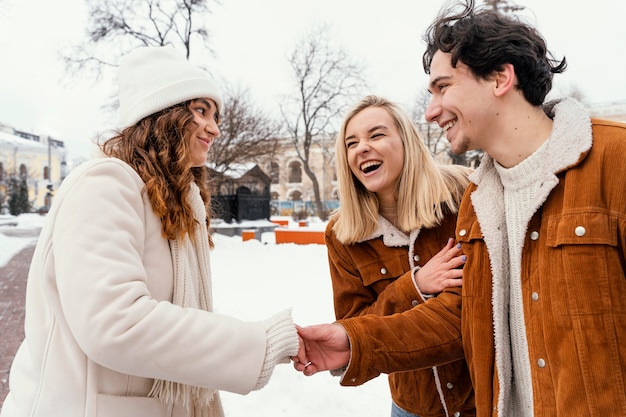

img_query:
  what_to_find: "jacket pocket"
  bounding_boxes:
[359,255,406,287]
[545,211,624,315]
[546,211,617,247]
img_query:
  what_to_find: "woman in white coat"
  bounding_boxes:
[0,46,302,417]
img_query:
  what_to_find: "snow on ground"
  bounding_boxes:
[210,232,390,416]
[0,214,46,267]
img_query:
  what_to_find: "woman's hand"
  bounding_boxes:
[413,238,466,294]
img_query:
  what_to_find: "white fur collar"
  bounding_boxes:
[359,215,411,247]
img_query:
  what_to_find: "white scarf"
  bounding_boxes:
[149,182,224,417]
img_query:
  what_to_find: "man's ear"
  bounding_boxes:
[493,63,516,97]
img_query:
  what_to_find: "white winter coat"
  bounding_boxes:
[1,158,270,417]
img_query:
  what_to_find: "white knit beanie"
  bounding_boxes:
[117,45,223,129]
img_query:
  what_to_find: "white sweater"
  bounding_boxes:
[495,140,549,417]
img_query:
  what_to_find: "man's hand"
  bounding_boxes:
[292,324,351,376]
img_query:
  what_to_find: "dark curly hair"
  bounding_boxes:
[100,100,214,247]
[422,0,566,105]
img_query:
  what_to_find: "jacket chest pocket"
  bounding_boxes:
[359,255,407,290]
[545,211,625,315]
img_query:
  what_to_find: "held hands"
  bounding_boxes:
[291,324,351,376]
[414,238,466,294]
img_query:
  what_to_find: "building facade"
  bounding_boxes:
[259,135,339,217]
[0,123,67,213]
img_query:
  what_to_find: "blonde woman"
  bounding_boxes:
[324,96,475,417]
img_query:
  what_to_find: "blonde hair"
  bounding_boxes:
[332,95,471,244]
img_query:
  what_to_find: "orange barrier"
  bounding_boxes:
[274,229,325,245]
[242,230,257,241]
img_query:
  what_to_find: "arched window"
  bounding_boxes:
[43,166,50,180]
[19,164,27,179]
[270,162,280,184]
[288,160,302,183]
[271,191,280,200]
[0,162,4,182]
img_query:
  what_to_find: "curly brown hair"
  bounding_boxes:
[422,0,566,106]
[100,100,214,247]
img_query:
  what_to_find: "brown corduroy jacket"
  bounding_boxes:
[326,215,475,417]
[337,106,626,416]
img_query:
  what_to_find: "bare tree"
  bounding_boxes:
[280,25,366,220]
[207,83,282,175]
[62,0,217,79]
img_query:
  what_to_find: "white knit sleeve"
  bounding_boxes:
[252,309,299,390]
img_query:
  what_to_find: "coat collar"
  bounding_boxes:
[359,215,412,247]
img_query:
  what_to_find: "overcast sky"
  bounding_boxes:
[1,0,625,162]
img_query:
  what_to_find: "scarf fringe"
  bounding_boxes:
[149,380,217,415]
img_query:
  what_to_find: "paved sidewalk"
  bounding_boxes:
[0,229,39,408]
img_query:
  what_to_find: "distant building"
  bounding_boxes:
[0,122,67,212]
[258,136,339,217]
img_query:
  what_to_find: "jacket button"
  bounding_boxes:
[575,226,586,236]
[530,231,539,240]
[453,412,461,417]
[446,382,454,389]
[459,229,467,237]
[380,267,387,275]
[414,255,420,262]
[531,292,539,301]
[537,358,546,368]
[411,300,419,307]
